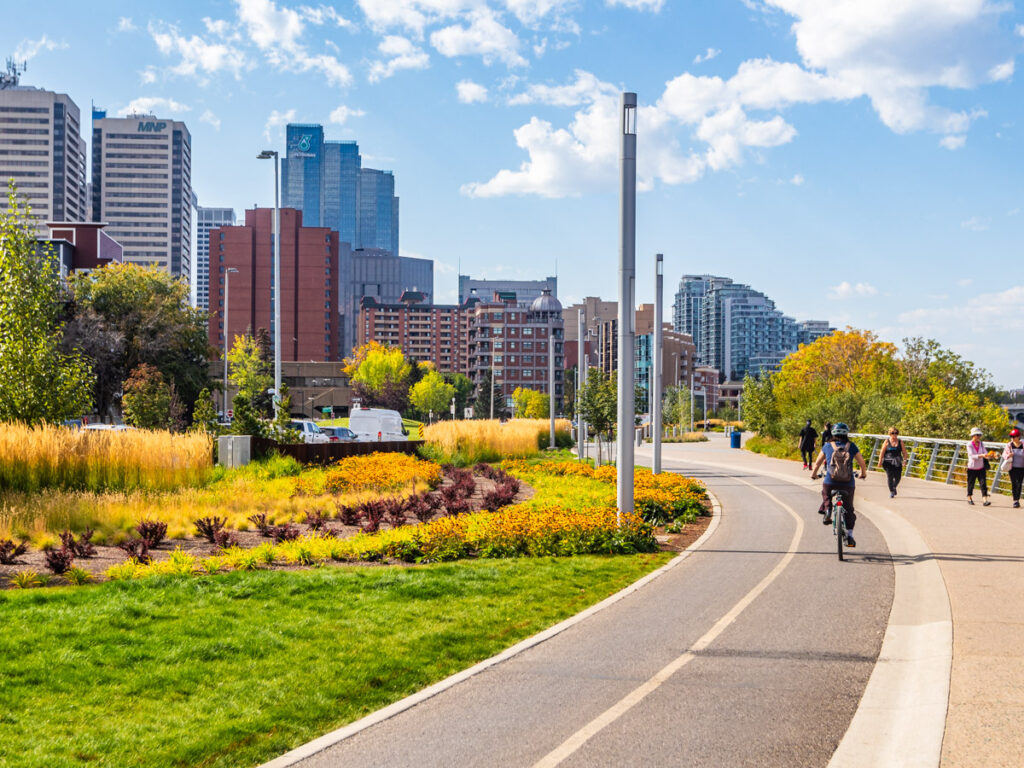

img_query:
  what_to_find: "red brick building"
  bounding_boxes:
[208,207,340,362]
[357,291,472,371]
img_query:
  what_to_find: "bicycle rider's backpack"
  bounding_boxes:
[829,443,854,483]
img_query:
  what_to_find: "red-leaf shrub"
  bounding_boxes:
[43,546,75,575]
[247,513,272,536]
[269,524,300,543]
[213,529,239,549]
[336,503,360,526]
[358,500,386,533]
[135,520,167,549]
[117,537,151,563]
[194,516,226,543]
[59,529,97,559]
[0,538,28,565]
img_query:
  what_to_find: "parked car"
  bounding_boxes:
[287,420,331,444]
[84,423,133,431]
[348,407,409,442]
[320,425,357,442]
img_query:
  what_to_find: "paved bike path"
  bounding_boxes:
[282,462,893,767]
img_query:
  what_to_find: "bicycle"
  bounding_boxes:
[827,488,850,562]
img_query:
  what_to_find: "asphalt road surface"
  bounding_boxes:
[296,459,895,768]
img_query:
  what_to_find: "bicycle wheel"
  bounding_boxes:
[836,505,845,562]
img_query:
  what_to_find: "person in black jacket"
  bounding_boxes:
[822,421,833,446]
[798,419,818,469]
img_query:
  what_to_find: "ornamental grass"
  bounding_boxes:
[421,418,573,465]
[0,423,212,493]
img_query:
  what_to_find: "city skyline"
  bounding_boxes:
[2,1,1023,384]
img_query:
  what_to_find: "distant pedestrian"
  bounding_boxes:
[966,427,991,506]
[798,419,818,469]
[1001,428,1024,508]
[822,422,833,446]
[877,427,908,498]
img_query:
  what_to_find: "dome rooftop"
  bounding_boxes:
[530,288,562,313]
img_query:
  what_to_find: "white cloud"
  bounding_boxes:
[356,0,474,34]
[606,0,664,10]
[899,286,1024,336]
[200,109,222,130]
[431,8,528,67]
[13,36,67,62]
[508,69,616,106]
[504,0,577,25]
[940,134,967,150]
[790,173,804,185]
[236,0,353,86]
[298,4,354,28]
[369,36,430,82]
[829,281,878,299]
[456,79,489,103]
[989,60,1014,82]
[139,67,159,85]
[149,22,250,80]
[693,47,720,64]
[117,17,136,32]
[329,104,366,123]
[264,108,296,141]
[961,216,991,231]
[117,97,192,117]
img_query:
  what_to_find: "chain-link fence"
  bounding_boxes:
[852,433,1017,496]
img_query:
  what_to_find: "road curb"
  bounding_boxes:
[656,452,952,768]
[260,486,723,768]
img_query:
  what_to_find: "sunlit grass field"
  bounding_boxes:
[421,418,573,465]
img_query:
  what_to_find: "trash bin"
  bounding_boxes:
[730,431,741,449]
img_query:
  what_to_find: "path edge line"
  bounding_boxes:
[259,488,723,768]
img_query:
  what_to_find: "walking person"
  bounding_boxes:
[1001,428,1024,508]
[877,427,909,498]
[799,419,818,469]
[966,427,991,506]
[822,421,833,446]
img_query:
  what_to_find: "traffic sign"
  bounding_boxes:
[227,409,233,419]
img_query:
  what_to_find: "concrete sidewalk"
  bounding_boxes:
[646,434,1023,768]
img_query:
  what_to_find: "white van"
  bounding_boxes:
[348,407,409,442]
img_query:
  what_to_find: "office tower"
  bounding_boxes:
[91,114,192,279]
[358,168,398,254]
[195,206,235,311]
[458,275,558,307]
[0,62,87,229]
[338,247,434,359]
[207,207,340,362]
[282,125,399,254]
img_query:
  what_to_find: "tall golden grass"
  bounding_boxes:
[0,423,212,493]
[421,418,572,465]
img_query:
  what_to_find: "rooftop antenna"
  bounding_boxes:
[0,57,27,89]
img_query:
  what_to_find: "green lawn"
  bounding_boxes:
[0,554,670,768]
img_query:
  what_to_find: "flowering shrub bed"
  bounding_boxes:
[501,459,708,525]
[300,452,442,495]
[105,503,655,580]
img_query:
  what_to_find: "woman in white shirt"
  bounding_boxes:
[966,427,991,506]
[1001,428,1024,508]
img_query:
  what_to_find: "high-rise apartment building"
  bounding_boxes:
[467,290,565,413]
[0,64,87,229]
[459,275,557,307]
[339,247,434,358]
[358,291,472,372]
[208,207,340,362]
[91,114,192,279]
[282,125,399,254]
[195,206,234,311]
[672,274,731,358]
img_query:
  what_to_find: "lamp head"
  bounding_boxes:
[257,150,277,160]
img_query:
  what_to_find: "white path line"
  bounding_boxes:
[260,489,723,768]
[531,477,804,768]
[656,452,952,768]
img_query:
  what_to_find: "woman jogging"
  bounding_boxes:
[966,427,991,506]
[1001,428,1024,508]
[877,427,909,498]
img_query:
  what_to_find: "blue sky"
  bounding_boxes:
[5,0,1024,386]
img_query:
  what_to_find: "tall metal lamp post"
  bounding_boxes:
[257,149,281,418]
[549,321,556,449]
[617,92,637,524]
[653,253,663,474]
[222,267,238,414]
[577,309,586,462]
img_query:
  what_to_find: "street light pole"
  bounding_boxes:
[549,321,556,449]
[257,149,281,419]
[653,253,663,474]
[577,308,586,462]
[617,92,637,525]
[490,334,495,420]
[690,372,695,434]
[222,267,238,415]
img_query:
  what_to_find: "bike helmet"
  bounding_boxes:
[832,422,850,437]
[1011,428,1021,438]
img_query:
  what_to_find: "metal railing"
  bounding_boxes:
[852,433,1016,496]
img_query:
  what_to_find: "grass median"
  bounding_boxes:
[0,553,671,768]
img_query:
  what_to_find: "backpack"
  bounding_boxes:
[829,443,854,483]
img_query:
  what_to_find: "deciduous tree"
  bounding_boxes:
[122,364,171,429]
[410,370,456,421]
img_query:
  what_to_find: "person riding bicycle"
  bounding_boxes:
[810,422,868,547]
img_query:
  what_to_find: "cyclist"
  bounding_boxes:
[810,422,868,547]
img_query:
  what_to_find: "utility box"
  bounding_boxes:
[218,435,252,468]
